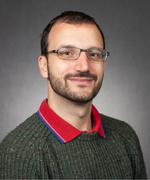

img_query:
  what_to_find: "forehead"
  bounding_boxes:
[48,22,103,50]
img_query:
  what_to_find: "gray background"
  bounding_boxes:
[0,0,150,177]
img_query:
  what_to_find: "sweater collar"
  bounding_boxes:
[37,99,106,143]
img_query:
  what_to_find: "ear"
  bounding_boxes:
[38,55,48,79]
[103,60,105,69]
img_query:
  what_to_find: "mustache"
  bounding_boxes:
[65,72,97,81]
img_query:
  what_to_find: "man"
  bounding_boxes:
[0,11,147,179]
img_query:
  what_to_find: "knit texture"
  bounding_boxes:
[0,113,147,179]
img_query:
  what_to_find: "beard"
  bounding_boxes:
[47,67,103,103]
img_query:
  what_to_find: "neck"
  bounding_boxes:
[47,89,93,133]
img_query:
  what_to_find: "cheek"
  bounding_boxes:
[90,62,105,76]
[51,61,74,77]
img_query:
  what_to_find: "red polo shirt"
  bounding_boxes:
[37,99,106,143]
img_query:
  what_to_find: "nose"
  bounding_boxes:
[74,51,90,72]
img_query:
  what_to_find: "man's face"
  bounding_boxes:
[47,22,105,103]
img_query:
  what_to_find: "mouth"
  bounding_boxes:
[68,77,93,85]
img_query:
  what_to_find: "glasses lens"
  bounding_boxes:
[58,47,79,60]
[88,48,106,61]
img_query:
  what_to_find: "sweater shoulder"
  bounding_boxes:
[0,113,57,179]
[100,114,147,178]
[100,113,142,148]
[0,113,52,150]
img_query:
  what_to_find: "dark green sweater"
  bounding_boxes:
[0,113,147,179]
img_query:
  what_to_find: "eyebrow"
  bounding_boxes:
[58,45,76,48]
[58,45,103,49]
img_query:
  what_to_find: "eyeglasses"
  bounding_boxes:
[45,47,109,61]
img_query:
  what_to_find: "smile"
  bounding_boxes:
[68,78,93,85]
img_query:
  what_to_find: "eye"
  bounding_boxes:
[89,52,102,59]
[90,53,99,57]
[58,47,76,59]
[59,48,74,55]
[87,48,103,60]
[63,51,72,56]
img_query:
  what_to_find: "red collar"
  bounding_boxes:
[37,99,106,143]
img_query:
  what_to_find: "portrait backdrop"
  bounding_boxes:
[0,0,150,176]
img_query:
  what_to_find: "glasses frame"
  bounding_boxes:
[45,47,110,61]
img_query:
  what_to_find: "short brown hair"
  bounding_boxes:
[41,11,105,56]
